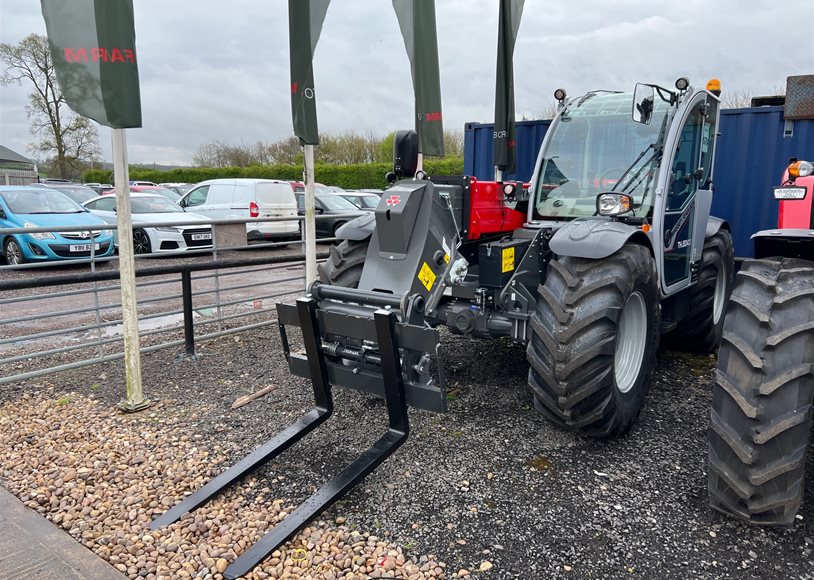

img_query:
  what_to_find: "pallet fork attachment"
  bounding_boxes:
[150,293,427,579]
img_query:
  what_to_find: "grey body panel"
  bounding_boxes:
[692,189,713,261]
[548,218,647,259]
[358,180,461,316]
[335,212,376,241]
[752,228,814,239]
[705,215,728,239]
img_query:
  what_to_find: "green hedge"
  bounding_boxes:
[83,157,464,189]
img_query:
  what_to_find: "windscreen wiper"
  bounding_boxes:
[611,143,655,193]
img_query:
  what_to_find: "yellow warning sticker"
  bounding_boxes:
[502,247,515,273]
[443,253,450,264]
[418,262,436,291]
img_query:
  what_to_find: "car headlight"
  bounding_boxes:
[155,226,181,233]
[101,229,113,237]
[596,193,633,216]
[24,222,55,239]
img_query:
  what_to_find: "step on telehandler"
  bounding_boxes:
[709,158,814,526]
[152,78,735,577]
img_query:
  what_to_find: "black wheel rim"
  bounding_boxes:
[133,231,150,254]
[6,239,22,265]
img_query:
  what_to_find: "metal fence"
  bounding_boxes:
[0,215,348,386]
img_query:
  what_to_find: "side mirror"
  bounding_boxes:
[315,207,324,214]
[632,83,655,125]
[393,129,419,178]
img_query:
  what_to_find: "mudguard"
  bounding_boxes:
[705,216,728,239]
[335,212,375,241]
[548,219,648,259]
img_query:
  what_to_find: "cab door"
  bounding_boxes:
[660,93,712,292]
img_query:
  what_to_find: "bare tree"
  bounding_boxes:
[720,88,754,110]
[0,34,101,179]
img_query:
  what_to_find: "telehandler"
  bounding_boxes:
[152,78,735,577]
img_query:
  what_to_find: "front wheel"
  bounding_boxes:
[133,229,152,255]
[527,244,660,438]
[4,237,25,266]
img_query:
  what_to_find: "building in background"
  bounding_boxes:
[0,145,38,185]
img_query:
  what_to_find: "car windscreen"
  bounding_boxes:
[358,196,379,208]
[149,187,181,200]
[319,194,360,211]
[131,197,184,214]
[49,186,97,204]
[0,189,85,214]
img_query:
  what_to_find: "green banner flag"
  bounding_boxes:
[289,0,330,146]
[493,0,524,174]
[392,0,444,157]
[40,0,142,128]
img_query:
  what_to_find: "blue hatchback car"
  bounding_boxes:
[0,186,115,265]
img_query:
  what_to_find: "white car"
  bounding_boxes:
[83,193,212,254]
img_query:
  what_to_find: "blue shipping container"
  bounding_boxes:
[463,106,814,257]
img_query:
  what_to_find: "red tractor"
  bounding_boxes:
[709,159,814,525]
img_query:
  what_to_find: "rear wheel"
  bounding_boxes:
[133,229,152,255]
[527,244,660,438]
[4,238,25,266]
[708,258,814,525]
[665,229,734,353]
[318,238,369,288]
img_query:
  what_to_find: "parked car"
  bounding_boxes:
[41,182,99,205]
[159,182,195,195]
[129,185,182,201]
[339,191,380,210]
[294,192,366,238]
[130,180,157,186]
[83,193,212,254]
[178,179,299,242]
[0,186,114,265]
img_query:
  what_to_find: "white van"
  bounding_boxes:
[178,179,299,241]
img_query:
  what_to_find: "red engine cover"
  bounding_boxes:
[467,178,527,240]
[778,173,814,229]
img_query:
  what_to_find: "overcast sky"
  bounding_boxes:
[1,0,812,165]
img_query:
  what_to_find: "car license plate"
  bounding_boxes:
[191,233,212,241]
[69,243,100,252]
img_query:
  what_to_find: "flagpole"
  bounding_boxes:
[495,167,503,181]
[112,128,149,412]
[303,143,317,288]
[416,152,423,174]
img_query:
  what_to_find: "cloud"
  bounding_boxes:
[1,0,812,165]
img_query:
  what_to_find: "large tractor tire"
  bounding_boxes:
[527,244,661,438]
[708,258,814,525]
[665,229,734,353]
[318,238,369,288]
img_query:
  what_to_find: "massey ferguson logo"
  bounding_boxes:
[64,47,136,63]
[418,112,442,122]
[386,195,401,207]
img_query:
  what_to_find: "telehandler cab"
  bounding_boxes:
[152,78,735,577]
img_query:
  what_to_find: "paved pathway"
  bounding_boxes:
[0,486,123,579]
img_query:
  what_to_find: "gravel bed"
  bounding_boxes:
[1,326,813,579]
